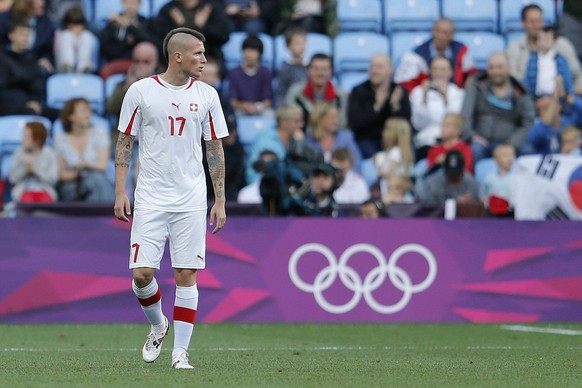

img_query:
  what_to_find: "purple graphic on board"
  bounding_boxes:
[0,218,580,323]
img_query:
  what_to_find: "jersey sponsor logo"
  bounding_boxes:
[190,103,198,112]
[288,243,437,314]
[171,102,181,110]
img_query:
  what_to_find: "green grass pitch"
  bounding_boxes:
[1,323,580,387]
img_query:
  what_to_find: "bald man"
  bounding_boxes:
[348,53,411,158]
[394,18,477,92]
[114,28,229,369]
[106,41,159,118]
[461,52,535,164]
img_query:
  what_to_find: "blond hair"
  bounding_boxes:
[492,143,515,160]
[561,125,581,142]
[382,118,413,168]
[309,102,337,141]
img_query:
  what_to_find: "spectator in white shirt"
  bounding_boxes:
[410,55,465,160]
[330,147,370,204]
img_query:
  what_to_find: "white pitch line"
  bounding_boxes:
[2,345,582,353]
[501,325,582,336]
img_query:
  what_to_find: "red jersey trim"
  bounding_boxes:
[124,106,139,135]
[137,289,161,307]
[151,75,166,88]
[209,112,217,140]
[174,306,197,324]
[185,77,197,89]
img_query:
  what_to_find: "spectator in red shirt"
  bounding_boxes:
[427,113,473,174]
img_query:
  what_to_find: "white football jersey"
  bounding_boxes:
[118,75,228,212]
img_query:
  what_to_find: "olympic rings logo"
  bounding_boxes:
[288,243,437,314]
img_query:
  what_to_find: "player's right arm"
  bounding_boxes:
[114,132,135,222]
[114,82,142,222]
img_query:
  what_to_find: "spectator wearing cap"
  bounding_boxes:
[301,162,338,217]
[228,34,273,117]
[419,150,480,206]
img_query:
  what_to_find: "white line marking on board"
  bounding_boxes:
[501,325,582,336]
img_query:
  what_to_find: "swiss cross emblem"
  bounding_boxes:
[190,103,198,112]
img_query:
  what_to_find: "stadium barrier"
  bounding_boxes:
[0,217,580,323]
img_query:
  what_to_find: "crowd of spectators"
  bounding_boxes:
[1,0,582,220]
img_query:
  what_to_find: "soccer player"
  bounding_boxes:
[113,27,228,369]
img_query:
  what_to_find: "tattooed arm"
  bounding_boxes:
[113,133,135,222]
[205,138,226,233]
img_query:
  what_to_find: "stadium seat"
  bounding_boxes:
[383,0,440,33]
[360,158,378,187]
[105,74,126,99]
[82,0,94,22]
[339,71,369,94]
[505,31,524,45]
[46,73,105,116]
[0,115,53,179]
[99,59,132,80]
[221,32,274,71]
[237,115,276,154]
[337,0,383,33]
[92,0,151,27]
[333,32,390,74]
[390,31,432,69]
[456,32,506,70]
[474,157,498,183]
[152,0,168,16]
[442,0,498,33]
[52,115,111,139]
[499,0,557,34]
[274,33,333,72]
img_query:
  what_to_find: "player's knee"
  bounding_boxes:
[132,269,155,287]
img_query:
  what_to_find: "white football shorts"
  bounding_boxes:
[129,208,207,270]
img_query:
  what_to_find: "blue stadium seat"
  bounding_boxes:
[338,0,383,33]
[474,157,498,183]
[384,0,440,33]
[456,32,506,70]
[237,115,276,154]
[360,158,378,187]
[222,32,274,71]
[500,0,557,34]
[340,71,369,94]
[46,74,105,116]
[152,0,168,16]
[105,73,126,99]
[82,0,94,22]
[274,33,333,72]
[0,115,53,179]
[442,0,499,33]
[334,32,390,74]
[92,0,151,27]
[390,31,432,69]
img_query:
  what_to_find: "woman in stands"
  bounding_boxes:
[8,121,59,203]
[54,98,115,202]
[305,102,362,173]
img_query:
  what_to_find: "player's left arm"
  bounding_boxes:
[205,138,226,234]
